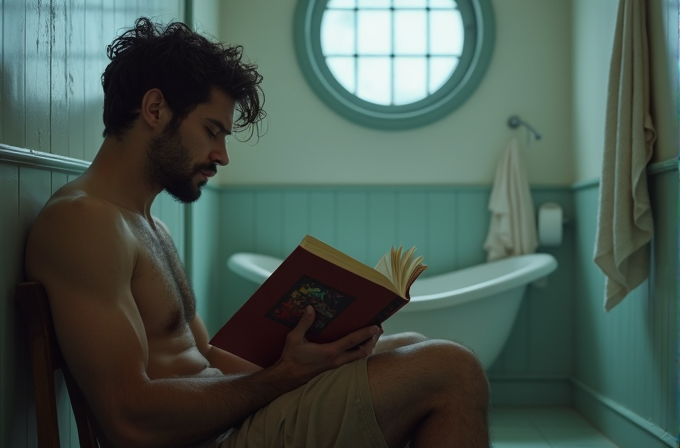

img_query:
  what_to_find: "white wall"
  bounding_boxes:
[571,0,618,183]
[192,0,222,40]
[572,0,679,184]
[217,0,574,186]
[648,0,679,165]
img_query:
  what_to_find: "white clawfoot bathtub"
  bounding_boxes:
[227,252,558,369]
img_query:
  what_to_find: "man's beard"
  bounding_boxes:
[145,124,216,204]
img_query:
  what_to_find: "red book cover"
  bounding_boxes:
[210,244,410,368]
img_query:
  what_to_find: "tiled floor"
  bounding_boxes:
[491,407,620,448]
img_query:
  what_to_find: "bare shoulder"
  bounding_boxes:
[25,188,137,287]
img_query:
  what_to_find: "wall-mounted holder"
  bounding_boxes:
[508,115,542,146]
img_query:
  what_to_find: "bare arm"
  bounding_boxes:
[26,197,380,448]
[189,314,262,374]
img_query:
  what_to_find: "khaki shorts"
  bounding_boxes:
[220,357,388,448]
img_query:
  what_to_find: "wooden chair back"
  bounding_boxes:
[16,282,99,448]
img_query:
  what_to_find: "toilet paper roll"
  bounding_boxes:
[538,202,563,246]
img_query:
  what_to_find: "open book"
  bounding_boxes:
[210,235,427,367]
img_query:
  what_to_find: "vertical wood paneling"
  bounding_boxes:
[426,191,457,276]
[67,0,86,161]
[25,0,52,152]
[83,0,104,160]
[218,190,257,334]
[53,371,70,447]
[456,190,490,268]
[396,192,429,265]
[0,1,4,142]
[51,0,69,157]
[51,172,69,197]
[573,172,678,444]
[190,188,223,334]
[309,191,336,246]
[254,191,284,257]
[0,163,21,448]
[282,191,309,255]
[222,191,256,252]
[367,192,398,266]
[115,0,128,31]
[3,0,27,148]
[336,191,369,263]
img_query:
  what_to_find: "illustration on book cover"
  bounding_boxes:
[265,275,356,334]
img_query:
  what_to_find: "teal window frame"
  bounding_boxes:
[294,0,495,130]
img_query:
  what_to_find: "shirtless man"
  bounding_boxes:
[24,18,490,448]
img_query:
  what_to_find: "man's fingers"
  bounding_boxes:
[329,325,381,353]
[288,305,316,341]
[336,334,379,364]
[360,329,382,355]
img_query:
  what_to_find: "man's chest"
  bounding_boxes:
[126,218,197,334]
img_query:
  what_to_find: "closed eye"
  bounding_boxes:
[206,128,217,139]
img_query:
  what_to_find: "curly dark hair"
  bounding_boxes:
[102,17,265,139]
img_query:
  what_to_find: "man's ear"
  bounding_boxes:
[140,88,172,130]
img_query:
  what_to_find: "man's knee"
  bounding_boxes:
[399,331,428,343]
[374,331,429,353]
[416,340,489,400]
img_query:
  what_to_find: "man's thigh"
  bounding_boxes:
[222,358,389,448]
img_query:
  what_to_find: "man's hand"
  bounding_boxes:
[273,306,382,386]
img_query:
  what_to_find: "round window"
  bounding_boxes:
[294,0,495,129]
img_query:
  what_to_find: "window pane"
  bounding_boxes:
[394,57,427,105]
[326,57,357,93]
[429,0,455,8]
[429,56,458,92]
[321,10,355,55]
[357,57,391,105]
[430,9,464,55]
[394,0,426,7]
[394,11,426,55]
[327,0,356,8]
[357,10,391,55]
[357,0,390,7]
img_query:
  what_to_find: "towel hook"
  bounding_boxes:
[507,115,542,145]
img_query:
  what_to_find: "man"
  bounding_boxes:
[25,18,490,448]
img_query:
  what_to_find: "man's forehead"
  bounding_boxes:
[196,89,236,125]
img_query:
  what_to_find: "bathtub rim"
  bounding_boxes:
[403,253,558,312]
[227,252,282,285]
[226,251,559,313]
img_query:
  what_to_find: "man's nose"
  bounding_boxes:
[211,139,229,166]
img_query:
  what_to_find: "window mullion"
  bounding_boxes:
[353,6,358,95]
[426,5,431,94]
[390,2,395,106]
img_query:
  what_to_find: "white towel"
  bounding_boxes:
[594,0,656,312]
[483,137,538,261]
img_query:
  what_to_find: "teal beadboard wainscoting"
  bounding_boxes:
[192,184,577,405]
[572,162,679,448]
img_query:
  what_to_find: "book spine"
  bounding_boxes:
[369,297,406,326]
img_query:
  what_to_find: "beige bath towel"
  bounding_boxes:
[483,137,538,261]
[594,0,656,312]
